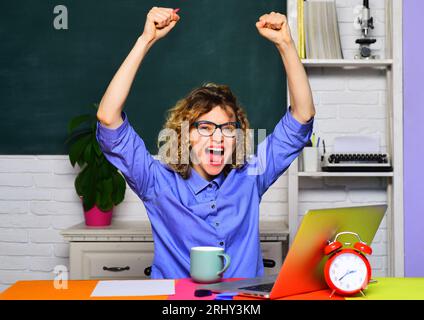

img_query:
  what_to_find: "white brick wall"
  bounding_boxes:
[0,155,152,293]
[0,0,389,293]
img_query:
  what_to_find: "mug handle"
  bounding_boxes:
[217,253,231,276]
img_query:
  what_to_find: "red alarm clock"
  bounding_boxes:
[324,231,372,298]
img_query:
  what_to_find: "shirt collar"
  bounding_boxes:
[188,168,226,195]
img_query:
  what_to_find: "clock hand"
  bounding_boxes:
[338,270,357,281]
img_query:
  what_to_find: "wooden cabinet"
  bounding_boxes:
[69,242,154,280]
[61,220,288,280]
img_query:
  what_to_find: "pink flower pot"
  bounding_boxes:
[83,204,113,227]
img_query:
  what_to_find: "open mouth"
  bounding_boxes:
[205,146,225,166]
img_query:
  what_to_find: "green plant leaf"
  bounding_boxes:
[98,161,112,179]
[93,141,102,157]
[112,171,126,205]
[91,134,103,159]
[83,197,95,212]
[95,191,102,208]
[83,143,93,164]
[98,202,113,212]
[69,134,92,167]
[91,121,97,132]
[64,128,92,146]
[97,178,113,211]
[75,165,88,196]
[79,166,97,211]
[68,114,93,135]
[83,189,96,212]
[76,166,93,197]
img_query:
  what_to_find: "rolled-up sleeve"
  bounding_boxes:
[248,107,314,197]
[95,112,155,201]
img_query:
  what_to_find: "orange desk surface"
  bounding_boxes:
[1,278,423,300]
[0,278,338,300]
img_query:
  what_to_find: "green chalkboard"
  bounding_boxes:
[0,0,287,154]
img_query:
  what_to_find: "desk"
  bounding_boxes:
[1,278,424,300]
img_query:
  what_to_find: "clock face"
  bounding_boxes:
[329,252,368,292]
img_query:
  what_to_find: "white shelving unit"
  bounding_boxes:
[302,59,393,68]
[286,0,403,277]
[297,172,394,178]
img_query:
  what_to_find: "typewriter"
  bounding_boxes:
[320,136,393,172]
[321,153,392,172]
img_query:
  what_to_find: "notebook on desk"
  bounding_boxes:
[197,204,386,299]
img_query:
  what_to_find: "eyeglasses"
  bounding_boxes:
[193,120,241,138]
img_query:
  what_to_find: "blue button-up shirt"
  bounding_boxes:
[96,108,313,279]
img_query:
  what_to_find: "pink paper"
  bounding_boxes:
[168,278,243,300]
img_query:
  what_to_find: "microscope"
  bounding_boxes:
[354,0,378,59]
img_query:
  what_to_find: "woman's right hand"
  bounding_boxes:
[140,7,180,45]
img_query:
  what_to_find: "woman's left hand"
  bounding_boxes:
[255,12,294,50]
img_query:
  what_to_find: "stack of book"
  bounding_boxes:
[296,0,343,59]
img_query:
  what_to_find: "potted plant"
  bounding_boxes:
[65,103,126,226]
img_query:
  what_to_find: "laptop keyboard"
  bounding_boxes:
[239,282,274,292]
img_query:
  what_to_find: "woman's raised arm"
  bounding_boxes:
[97,7,180,128]
[255,12,315,124]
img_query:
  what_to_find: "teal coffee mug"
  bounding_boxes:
[190,246,231,283]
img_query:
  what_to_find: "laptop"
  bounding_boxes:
[197,204,386,299]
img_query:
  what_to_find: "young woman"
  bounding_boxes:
[96,7,315,279]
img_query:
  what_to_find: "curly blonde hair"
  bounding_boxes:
[159,83,252,179]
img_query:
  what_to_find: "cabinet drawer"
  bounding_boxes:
[70,242,154,280]
[69,241,286,280]
[260,241,285,275]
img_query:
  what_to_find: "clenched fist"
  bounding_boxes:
[141,7,180,45]
[255,12,294,49]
